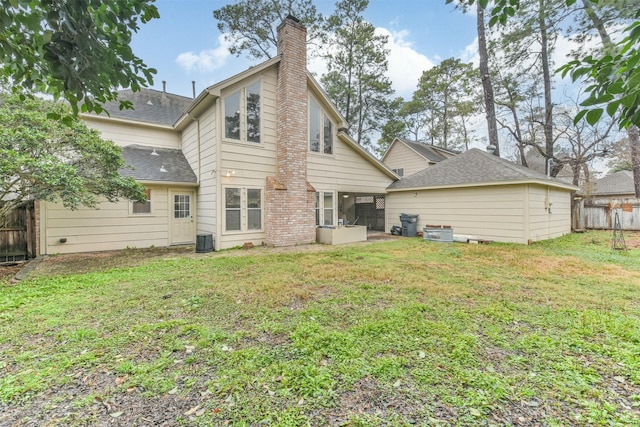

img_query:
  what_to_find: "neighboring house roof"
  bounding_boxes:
[387,148,578,191]
[120,145,197,184]
[525,150,576,185]
[590,171,635,196]
[381,137,458,164]
[100,88,193,126]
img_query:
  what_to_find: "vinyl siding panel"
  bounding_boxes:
[307,143,392,194]
[386,185,528,243]
[83,117,180,148]
[42,185,172,254]
[383,143,430,177]
[527,185,572,242]
[183,104,218,237]
[217,70,278,249]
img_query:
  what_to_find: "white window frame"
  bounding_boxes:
[130,188,152,216]
[315,190,336,226]
[309,96,334,155]
[223,79,262,144]
[223,187,264,233]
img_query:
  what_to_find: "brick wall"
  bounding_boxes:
[265,17,316,246]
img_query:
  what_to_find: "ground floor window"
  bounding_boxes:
[131,188,152,215]
[225,187,263,232]
[316,191,335,226]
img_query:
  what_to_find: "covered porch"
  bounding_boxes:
[337,192,386,231]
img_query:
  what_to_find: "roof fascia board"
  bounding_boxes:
[387,179,578,192]
[307,73,348,129]
[380,138,399,162]
[80,113,176,131]
[174,92,217,129]
[137,180,199,187]
[207,56,281,97]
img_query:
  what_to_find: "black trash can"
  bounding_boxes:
[399,214,419,237]
[196,234,214,253]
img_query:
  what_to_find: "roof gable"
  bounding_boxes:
[381,138,457,163]
[387,148,578,191]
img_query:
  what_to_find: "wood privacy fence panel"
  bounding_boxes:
[0,202,35,262]
[578,202,640,230]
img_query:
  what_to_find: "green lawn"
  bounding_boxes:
[1,232,639,426]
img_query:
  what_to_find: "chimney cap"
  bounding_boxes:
[285,15,300,23]
[486,144,496,154]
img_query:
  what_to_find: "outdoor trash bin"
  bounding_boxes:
[399,213,419,237]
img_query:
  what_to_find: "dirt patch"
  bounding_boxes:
[620,231,640,249]
[323,376,430,424]
[30,246,196,278]
[0,368,215,427]
[0,262,27,283]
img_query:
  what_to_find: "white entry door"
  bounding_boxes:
[170,191,194,245]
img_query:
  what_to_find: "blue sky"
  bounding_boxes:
[130,0,479,100]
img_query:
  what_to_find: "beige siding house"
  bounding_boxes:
[36,17,397,254]
[381,137,457,177]
[35,17,579,255]
[386,149,577,244]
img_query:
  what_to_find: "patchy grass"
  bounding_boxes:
[1,231,639,426]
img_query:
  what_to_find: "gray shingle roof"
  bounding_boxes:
[399,138,457,163]
[120,145,197,183]
[592,171,635,195]
[387,148,575,190]
[101,88,193,126]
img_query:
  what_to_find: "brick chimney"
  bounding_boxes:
[265,16,316,246]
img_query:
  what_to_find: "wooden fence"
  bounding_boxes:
[0,201,36,262]
[573,199,640,231]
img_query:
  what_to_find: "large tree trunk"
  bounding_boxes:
[581,0,612,46]
[630,125,640,197]
[539,0,554,175]
[477,2,500,156]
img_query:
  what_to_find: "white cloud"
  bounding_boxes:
[375,27,434,99]
[460,36,479,66]
[309,27,434,99]
[175,34,232,72]
[305,25,438,100]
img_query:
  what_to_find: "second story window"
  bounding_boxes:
[309,97,333,155]
[392,168,405,177]
[224,80,261,143]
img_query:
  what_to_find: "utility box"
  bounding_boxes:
[196,234,214,253]
[423,226,453,243]
[399,213,419,237]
